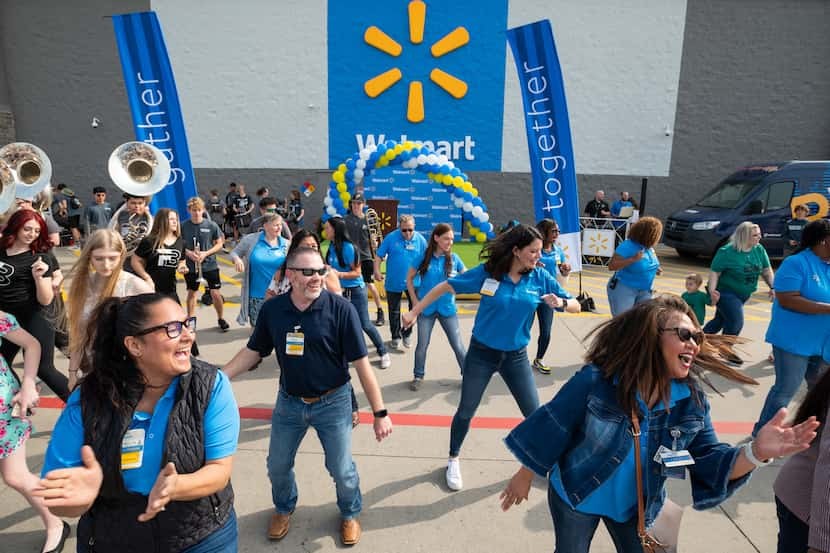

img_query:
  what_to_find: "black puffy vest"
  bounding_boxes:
[78,359,235,552]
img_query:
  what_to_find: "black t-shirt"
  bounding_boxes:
[233,195,252,216]
[0,249,58,313]
[225,192,240,215]
[134,236,184,294]
[584,199,611,218]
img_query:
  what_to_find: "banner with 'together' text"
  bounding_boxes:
[507,20,581,272]
[112,11,198,220]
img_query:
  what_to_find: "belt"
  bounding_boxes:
[297,387,338,404]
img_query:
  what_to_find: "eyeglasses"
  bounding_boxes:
[551,229,561,234]
[400,228,415,233]
[135,317,197,339]
[660,327,704,345]
[289,267,328,276]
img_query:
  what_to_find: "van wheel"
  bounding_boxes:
[676,249,697,259]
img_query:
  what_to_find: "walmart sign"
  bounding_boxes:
[328,0,508,171]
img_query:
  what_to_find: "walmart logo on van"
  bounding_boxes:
[328,0,508,171]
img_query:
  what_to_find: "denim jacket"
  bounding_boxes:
[504,365,751,527]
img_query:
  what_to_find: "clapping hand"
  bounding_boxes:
[33,445,103,509]
[754,408,820,461]
[138,462,179,522]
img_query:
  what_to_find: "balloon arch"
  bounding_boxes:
[323,139,495,242]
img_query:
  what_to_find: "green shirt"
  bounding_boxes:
[710,244,770,299]
[682,290,710,325]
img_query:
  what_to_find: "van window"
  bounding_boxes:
[697,176,765,208]
[765,181,794,212]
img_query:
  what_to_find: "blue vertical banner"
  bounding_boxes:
[506,20,581,271]
[112,11,197,218]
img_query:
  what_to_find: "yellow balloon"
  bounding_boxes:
[338,163,347,174]
[340,192,351,204]
[385,149,396,160]
[452,176,465,188]
[462,182,473,193]
[394,144,404,154]
[333,171,345,183]
[476,232,487,243]
[442,175,453,185]
[336,182,347,193]
[403,141,415,149]
[471,188,479,197]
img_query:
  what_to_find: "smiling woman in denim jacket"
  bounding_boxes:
[500,295,820,553]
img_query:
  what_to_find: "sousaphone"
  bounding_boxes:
[0,142,52,212]
[107,141,171,196]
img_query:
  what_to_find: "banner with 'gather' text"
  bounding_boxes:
[112,11,197,219]
[506,20,581,271]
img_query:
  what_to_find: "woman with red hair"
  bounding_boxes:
[0,210,69,400]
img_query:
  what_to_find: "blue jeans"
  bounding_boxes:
[344,286,387,355]
[449,337,539,457]
[775,496,809,553]
[753,346,828,435]
[248,296,266,326]
[386,290,412,341]
[607,278,652,317]
[414,312,466,378]
[703,290,747,335]
[267,383,362,519]
[181,509,238,553]
[535,303,554,359]
[548,484,643,553]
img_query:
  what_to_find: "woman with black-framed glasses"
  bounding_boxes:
[35,293,240,552]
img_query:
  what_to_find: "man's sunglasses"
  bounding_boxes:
[136,317,197,339]
[660,327,704,344]
[289,267,328,276]
[400,228,415,233]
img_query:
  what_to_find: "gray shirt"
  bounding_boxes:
[182,219,223,272]
[344,212,372,261]
[84,202,113,231]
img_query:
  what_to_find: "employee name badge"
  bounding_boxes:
[654,444,694,479]
[405,243,415,250]
[286,329,304,356]
[480,278,500,296]
[121,428,145,470]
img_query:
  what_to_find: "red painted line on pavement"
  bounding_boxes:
[40,398,753,434]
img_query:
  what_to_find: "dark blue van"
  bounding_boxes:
[663,162,830,258]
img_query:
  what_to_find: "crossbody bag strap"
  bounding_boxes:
[631,410,665,553]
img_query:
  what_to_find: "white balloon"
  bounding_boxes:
[480,212,490,222]
[446,161,455,169]
[324,196,333,207]
[426,154,439,165]
[437,155,449,165]
[356,159,367,170]
[326,206,338,216]
[368,144,377,153]
[454,197,465,208]
[462,201,473,212]
[353,169,364,182]
[359,149,371,161]
[472,206,483,219]
[416,154,428,165]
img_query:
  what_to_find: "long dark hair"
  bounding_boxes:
[325,217,354,268]
[480,224,542,281]
[417,223,454,277]
[279,229,321,281]
[78,293,176,491]
[584,294,757,418]
[794,367,830,428]
[536,219,558,250]
[795,219,830,254]
[1,209,52,253]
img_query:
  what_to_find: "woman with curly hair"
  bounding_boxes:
[606,216,663,316]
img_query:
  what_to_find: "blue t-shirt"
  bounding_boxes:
[249,235,288,298]
[611,200,633,217]
[551,380,690,522]
[42,371,239,495]
[413,252,466,317]
[376,229,427,293]
[539,245,565,278]
[326,241,364,288]
[766,249,830,358]
[449,264,572,351]
[614,239,659,291]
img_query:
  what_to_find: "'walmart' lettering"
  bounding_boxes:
[356,134,476,161]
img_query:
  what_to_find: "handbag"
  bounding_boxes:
[632,411,683,553]
[576,291,596,312]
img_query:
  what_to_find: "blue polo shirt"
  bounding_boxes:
[42,371,239,495]
[551,380,691,522]
[326,241,364,289]
[539,245,565,278]
[614,239,659,291]
[412,252,466,317]
[248,290,367,396]
[249,234,288,298]
[376,229,427,292]
[766,249,830,358]
[448,264,572,351]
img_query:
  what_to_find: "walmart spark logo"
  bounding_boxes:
[362,0,469,123]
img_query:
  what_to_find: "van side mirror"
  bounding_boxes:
[744,200,763,215]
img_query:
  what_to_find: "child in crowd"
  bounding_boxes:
[682,272,710,325]
[783,203,810,257]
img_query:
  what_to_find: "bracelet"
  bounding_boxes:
[373,409,388,418]
[744,441,773,467]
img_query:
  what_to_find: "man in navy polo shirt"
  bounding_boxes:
[223,246,393,546]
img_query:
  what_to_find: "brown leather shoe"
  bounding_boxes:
[268,512,291,540]
[341,518,361,546]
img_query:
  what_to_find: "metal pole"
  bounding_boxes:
[639,177,648,215]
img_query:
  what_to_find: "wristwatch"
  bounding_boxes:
[744,441,773,467]
[373,409,388,419]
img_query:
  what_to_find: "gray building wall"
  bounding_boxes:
[2,0,829,230]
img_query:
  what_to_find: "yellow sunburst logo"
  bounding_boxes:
[363,0,469,123]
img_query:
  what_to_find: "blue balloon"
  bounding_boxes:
[461,173,469,181]
[345,170,354,180]
[334,198,344,209]
[399,150,411,160]
[420,146,430,155]
[462,192,473,202]
[322,214,330,222]
[346,159,356,170]
[440,165,451,175]
[451,186,463,197]
[369,152,379,163]
[377,144,387,156]
[385,140,396,149]
[486,231,496,239]
[472,197,483,207]
[480,222,493,233]
[450,168,461,177]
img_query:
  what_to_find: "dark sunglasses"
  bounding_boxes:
[289,267,328,276]
[136,317,197,339]
[400,228,415,233]
[660,327,704,344]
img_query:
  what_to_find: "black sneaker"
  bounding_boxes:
[218,318,230,332]
[532,359,552,375]
[201,290,213,306]
[374,308,385,326]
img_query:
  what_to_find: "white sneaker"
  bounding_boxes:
[380,353,391,369]
[390,339,401,350]
[402,335,412,348]
[445,458,463,491]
